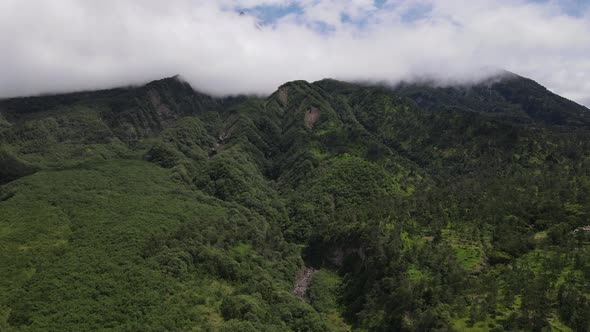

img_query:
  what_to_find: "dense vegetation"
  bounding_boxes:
[0,73,589,331]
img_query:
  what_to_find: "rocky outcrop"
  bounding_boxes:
[304,107,320,129]
[293,266,315,301]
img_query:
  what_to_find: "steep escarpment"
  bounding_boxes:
[0,75,589,331]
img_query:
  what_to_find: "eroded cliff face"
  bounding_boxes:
[293,266,316,301]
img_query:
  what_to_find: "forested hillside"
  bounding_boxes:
[1,73,589,331]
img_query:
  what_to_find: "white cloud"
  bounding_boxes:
[0,0,588,107]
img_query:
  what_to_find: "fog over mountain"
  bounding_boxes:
[2,3,590,330]
[0,0,589,107]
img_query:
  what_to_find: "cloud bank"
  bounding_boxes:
[0,0,589,107]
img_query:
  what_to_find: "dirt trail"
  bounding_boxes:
[293,266,315,301]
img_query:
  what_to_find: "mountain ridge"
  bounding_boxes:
[3,72,588,122]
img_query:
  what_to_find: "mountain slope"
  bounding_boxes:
[0,75,589,331]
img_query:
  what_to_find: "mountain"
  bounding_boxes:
[0,74,589,331]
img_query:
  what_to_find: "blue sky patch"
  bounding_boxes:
[234,0,587,30]
[236,3,303,25]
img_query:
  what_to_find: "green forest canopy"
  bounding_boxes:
[0,74,589,331]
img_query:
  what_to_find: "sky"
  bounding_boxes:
[0,0,589,107]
